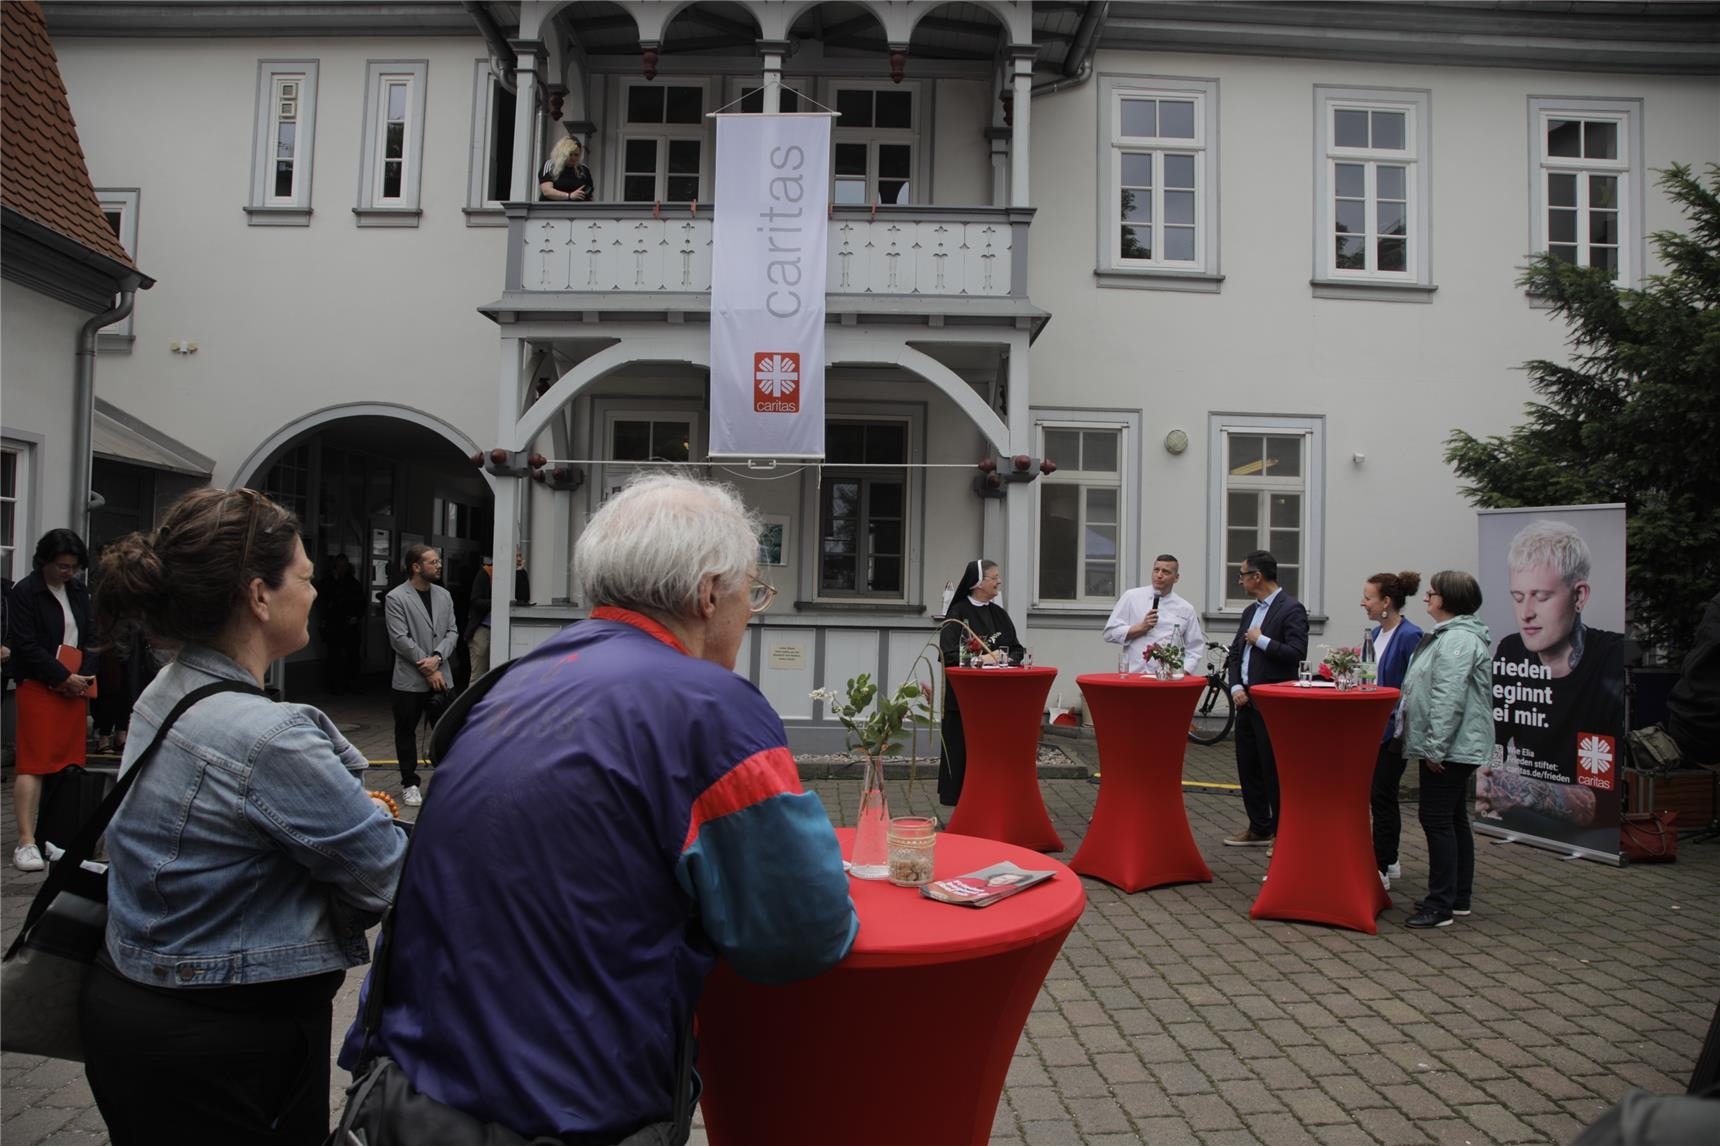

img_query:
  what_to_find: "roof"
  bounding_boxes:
[93,398,215,477]
[1,0,143,273]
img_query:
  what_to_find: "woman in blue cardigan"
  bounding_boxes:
[1362,570,1423,888]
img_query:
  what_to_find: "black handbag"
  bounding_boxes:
[1,680,261,1061]
[330,661,696,1146]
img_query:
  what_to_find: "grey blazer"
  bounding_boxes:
[384,581,459,693]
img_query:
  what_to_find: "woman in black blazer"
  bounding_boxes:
[7,529,97,871]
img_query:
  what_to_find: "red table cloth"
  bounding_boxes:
[1248,683,1400,933]
[698,829,1086,1146]
[943,666,1063,852]
[1071,674,1211,891]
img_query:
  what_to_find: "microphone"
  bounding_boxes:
[1151,593,1161,612]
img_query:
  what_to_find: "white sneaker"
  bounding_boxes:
[1380,871,1391,891]
[1387,863,1402,879]
[402,785,423,807]
[13,844,45,872]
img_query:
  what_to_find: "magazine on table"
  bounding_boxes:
[921,861,1055,907]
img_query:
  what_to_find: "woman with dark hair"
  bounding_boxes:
[1399,570,1492,930]
[936,558,1026,806]
[6,528,96,871]
[1360,570,1422,889]
[79,488,407,1144]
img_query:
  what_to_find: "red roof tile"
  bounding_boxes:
[1,0,141,272]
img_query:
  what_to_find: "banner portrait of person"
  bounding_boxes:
[1475,506,1627,860]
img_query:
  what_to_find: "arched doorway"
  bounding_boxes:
[236,407,492,695]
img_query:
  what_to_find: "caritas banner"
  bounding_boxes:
[1475,505,1627,862]
[709,114,831,458]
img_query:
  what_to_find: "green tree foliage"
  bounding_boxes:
[1444,163,1720,658]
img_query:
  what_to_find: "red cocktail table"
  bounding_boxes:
[698,829,1086,1146]
[943,666,1062,851]
[1248,683,1400,933]
[1072,673,1211,891]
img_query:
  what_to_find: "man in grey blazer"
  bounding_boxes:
[385,545,458,805]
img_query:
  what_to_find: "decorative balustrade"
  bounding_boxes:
[505,204,1031,299]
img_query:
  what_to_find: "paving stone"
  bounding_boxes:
[1353,1105,1435,1145]
[1130,1116,1199,1144]
[1170,1091,1245,1131]
[1110,1081,1177,1120]
[1459,1102,1542,1143]
[1065,1096,1135,1135]
[1048,1065,1110,1099]
[1278,1087,1353,1125]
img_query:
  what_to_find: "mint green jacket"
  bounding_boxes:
[1402,613,1494,766]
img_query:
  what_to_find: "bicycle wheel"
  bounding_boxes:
[1187,683,1235,745]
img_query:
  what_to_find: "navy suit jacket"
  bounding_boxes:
[1226,589,1310,691]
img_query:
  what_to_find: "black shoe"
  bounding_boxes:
[1413,899,1471,916]
[1405,909,1452,929]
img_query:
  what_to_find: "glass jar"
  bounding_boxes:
[887,816,937,886]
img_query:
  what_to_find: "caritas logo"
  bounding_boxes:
[754,352,800,413]
[1575,733,1615,790]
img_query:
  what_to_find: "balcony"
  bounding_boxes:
[503,203,1033,304]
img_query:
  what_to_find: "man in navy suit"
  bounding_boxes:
[1224,550,1309,845]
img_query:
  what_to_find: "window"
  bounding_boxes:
[1208,415,1326,614]
[1313,87,1432,295]
[1529,97,1642,283]
[466,60,517,221]
[263,443,311,523]
[356,61,428,224]
[735,84,805,114]
[600,412,697,500]
[619,82,707,203]
[247,61,318,225]
[818,421,908,598]
[828,83,920,205]
[1098,77,1219,286]
[95,189,140,345]
[0,441,30,583]
[1035,423,1126,606]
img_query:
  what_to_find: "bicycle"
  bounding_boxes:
[1187,647,1237,745]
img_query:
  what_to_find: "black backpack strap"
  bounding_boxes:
[5,678,262,960]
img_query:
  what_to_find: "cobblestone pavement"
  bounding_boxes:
[5,687,1716,1144]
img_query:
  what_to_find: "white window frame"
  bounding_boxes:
[1528,96,1643,286]
[797,402,925,607]
[821,79,925,206]
[1312,87,1434,299]
[1,438,36,585]
[615,78,712,204]
[95,188,140,346]
[246,60,318,225]
[356,61,428,225]
[1096,75,1220,291]
[1032,415,1134,611]
[464,59,515,224]
[723,76,812,116]
[1207,415,1325,617]
[593,404,705,508]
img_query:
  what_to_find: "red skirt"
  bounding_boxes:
[14,679,87,775]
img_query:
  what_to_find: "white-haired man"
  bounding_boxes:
[1480,518,1624,855]
[342,474,857,1142]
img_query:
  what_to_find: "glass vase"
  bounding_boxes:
[850,753,891,880]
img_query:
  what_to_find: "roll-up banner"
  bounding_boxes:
[709,113,832,459]
[1475,505,1628,863]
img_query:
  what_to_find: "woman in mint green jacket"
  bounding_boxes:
[1400,570,1492,929]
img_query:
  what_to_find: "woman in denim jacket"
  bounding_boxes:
[79,488,408,1144]
[1400,569,1493,930]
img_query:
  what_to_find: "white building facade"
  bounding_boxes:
[42,1,1720,747]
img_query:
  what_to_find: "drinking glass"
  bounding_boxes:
[1296,661,1313,686]
[887,816,937,886]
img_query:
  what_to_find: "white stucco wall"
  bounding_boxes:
[55,36,506,483]
[1,280,88,535]
[1019,52,1720,687]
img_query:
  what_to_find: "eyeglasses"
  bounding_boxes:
[748,577,778,614]
[1424,590,1442,601]
[1237,569,1260,582]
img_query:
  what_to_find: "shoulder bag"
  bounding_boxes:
[1,680,262,1061]
[330,660,696,1146]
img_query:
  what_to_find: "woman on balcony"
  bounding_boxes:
[539,136,594,203]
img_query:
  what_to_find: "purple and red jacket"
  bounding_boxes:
[340,609,857,1140]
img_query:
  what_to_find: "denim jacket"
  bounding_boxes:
[104,645,407,987]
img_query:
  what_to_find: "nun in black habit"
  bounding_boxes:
[937,558,1027,806]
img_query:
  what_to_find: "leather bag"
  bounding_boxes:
[0,681,260,1061]
[1620,810,1678,864]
